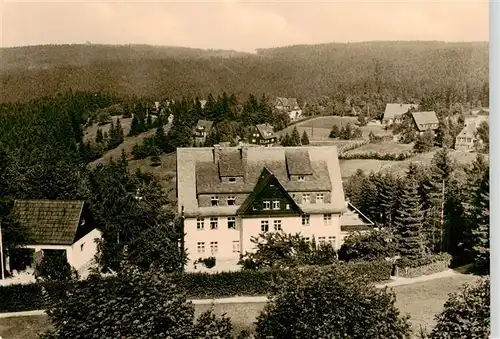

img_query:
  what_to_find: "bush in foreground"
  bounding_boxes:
[427,278,490,339]
[255,265,412,339]
[40,263,233,338]
[338,229,397,261]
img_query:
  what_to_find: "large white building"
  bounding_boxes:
[177,145,369,271]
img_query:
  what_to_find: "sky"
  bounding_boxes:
[0,0,489,53]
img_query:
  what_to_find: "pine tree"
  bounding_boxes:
[129,115,141,136]
[394,170,425,260]
[96,128,104,144]
[290,127,301,146]
[116,118,124,144]
[425,148,455,251]
[470,170,489,273]
[154,124,168,152]
[146,112,153,128]
[301,131,310,145]
[280,133,291,147]
[379,173,400,227]
[329,125,340,138]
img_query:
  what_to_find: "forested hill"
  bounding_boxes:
[0,41,488,103]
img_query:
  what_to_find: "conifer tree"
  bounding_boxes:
[469,169,490,273]
[394,170,425,260]
[96,128,104,144]
[154,123,168,152]
[425,148,455,251]
[301,131,310,145]
[290,126,301,146]
[129,115,141,136]
[379,173,400,227]
[280,133,291,147]
[329,125,340,138]
[116,118,124,144]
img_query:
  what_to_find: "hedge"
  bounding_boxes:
[339,151,414,161]
[394,253,452,278]
[0,260,393,312]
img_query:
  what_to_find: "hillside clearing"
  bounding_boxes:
[83,115,133,143]
[279,116,391,141]
[344,141,413,155]
[88,123,172,167]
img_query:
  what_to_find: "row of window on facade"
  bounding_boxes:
[196,235,336,255]
[197,241,240,254]
[209,193,325,207]
[196,214,333,230]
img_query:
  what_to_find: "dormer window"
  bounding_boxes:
[316,193,324,203]
[211,196,219,206]
[229,177,236,183]
[302,194,310,204]
[227,196,236,206]
[297,176,305,181]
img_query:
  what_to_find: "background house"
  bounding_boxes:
[194,119,214,146]
[455,115,489,152]
[248,123,277,146]
[410,111,439,134]
[177,145,366,272]
[275,97,303,122]
[382,103,419,125]
[7,200,101,279]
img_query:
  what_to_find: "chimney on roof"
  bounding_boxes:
[213,144,221,164]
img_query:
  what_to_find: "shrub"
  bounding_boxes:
[396,252,452,269]
[0,263,393,313]
[238,232,337,270]
[177,270,273,299]
[255,264,412,339]
[338,229,397,262]
[34,250,73,282]
[150,155,161,167]
[41,265,233,338]
[0,283,44,312]
[428,278,490,339]
[195,257,216,269]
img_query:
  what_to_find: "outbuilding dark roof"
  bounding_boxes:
[12,200,85,246]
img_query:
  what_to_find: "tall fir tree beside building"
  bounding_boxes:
[394,170,426,260]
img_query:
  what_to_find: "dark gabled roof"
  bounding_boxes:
[196,160,331,194]
[196,119,213,130]
[12,200,85,246]
[218,149,244,177]
[276,97,299,108]
[237,167,303,215]
[285,149,313,175]
[255,123,276,139]
[411,111,439,131]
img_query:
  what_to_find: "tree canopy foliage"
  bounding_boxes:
[255,264,412,338]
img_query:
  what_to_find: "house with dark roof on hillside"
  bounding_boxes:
[177,145,367,271]
[382,103,419,125]
[194,120,214,146]
[248,123,277,146]
[275,97,303,122]
[6,200,101,278]
[410,111,439,134]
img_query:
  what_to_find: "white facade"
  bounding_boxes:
[24,229,102,272]
[184,213,342,270]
